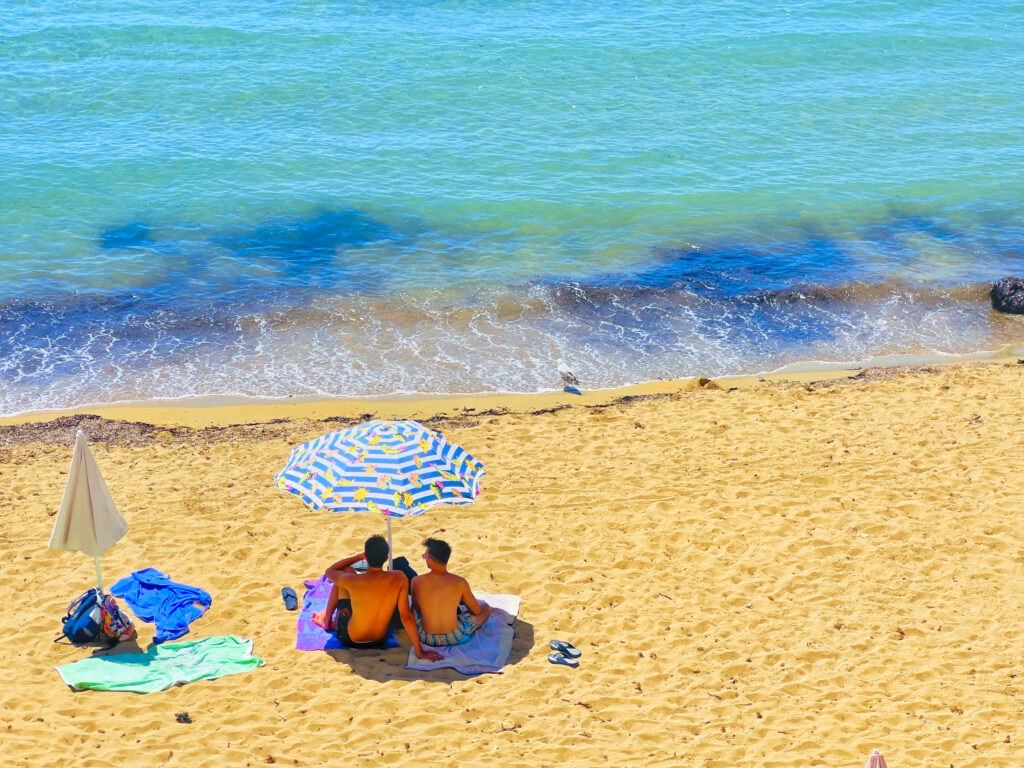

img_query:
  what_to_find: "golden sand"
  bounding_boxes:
[1,362,1022,767]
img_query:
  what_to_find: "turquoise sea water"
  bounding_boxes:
[1,0,1023,414]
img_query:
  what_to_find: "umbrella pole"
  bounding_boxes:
[386,517,393,571]
[94,555,104,593]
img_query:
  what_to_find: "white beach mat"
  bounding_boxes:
[406,591,521,675]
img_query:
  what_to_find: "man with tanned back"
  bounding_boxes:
[313,535,442,661]
[411,538,491,647]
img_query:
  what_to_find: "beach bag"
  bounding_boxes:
[55,588,133,647]
[100,593,135,642]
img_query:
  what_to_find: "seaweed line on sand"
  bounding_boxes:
[0,362,1012,450]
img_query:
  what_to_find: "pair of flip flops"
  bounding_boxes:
[281,587,298,611]
[548,639,581,668]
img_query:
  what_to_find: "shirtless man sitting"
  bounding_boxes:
[411,538,492,647]
[313,534,442,661]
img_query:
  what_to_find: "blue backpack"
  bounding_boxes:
[55,588,116,647]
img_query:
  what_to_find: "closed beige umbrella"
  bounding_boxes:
[48,430,127,591]
[864,749,888,768]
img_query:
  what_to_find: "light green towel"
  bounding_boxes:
[56,635,264,693]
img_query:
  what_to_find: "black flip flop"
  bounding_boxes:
[549,639,581,658]
[281,587,298,611]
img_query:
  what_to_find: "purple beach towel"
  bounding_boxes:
[295,575,398,651]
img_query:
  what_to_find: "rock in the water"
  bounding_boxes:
[991,277,1024,314]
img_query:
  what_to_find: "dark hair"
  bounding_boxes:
[423,537,451,565]
[365,534,389,568]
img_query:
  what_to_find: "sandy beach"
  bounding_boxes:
[2,361,1022,767]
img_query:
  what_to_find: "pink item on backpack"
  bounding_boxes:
[100,594,135,642]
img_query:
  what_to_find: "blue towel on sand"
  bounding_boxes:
[110,568,212,644]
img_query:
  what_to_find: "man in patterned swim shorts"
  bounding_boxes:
[411,538,492,647]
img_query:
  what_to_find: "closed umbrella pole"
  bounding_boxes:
[49,430,128,591]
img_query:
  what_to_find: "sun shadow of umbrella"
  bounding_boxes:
[324,618,535,683]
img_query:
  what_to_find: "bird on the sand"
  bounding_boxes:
[558,360,582,394]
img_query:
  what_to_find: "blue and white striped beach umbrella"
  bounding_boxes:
[274,420,485,562]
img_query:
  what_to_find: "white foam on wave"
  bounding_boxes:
[2,284,1023,417]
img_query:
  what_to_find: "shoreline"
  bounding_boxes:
[1,347,1021,430]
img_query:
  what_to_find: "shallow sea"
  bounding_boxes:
[2,0,1023,415]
